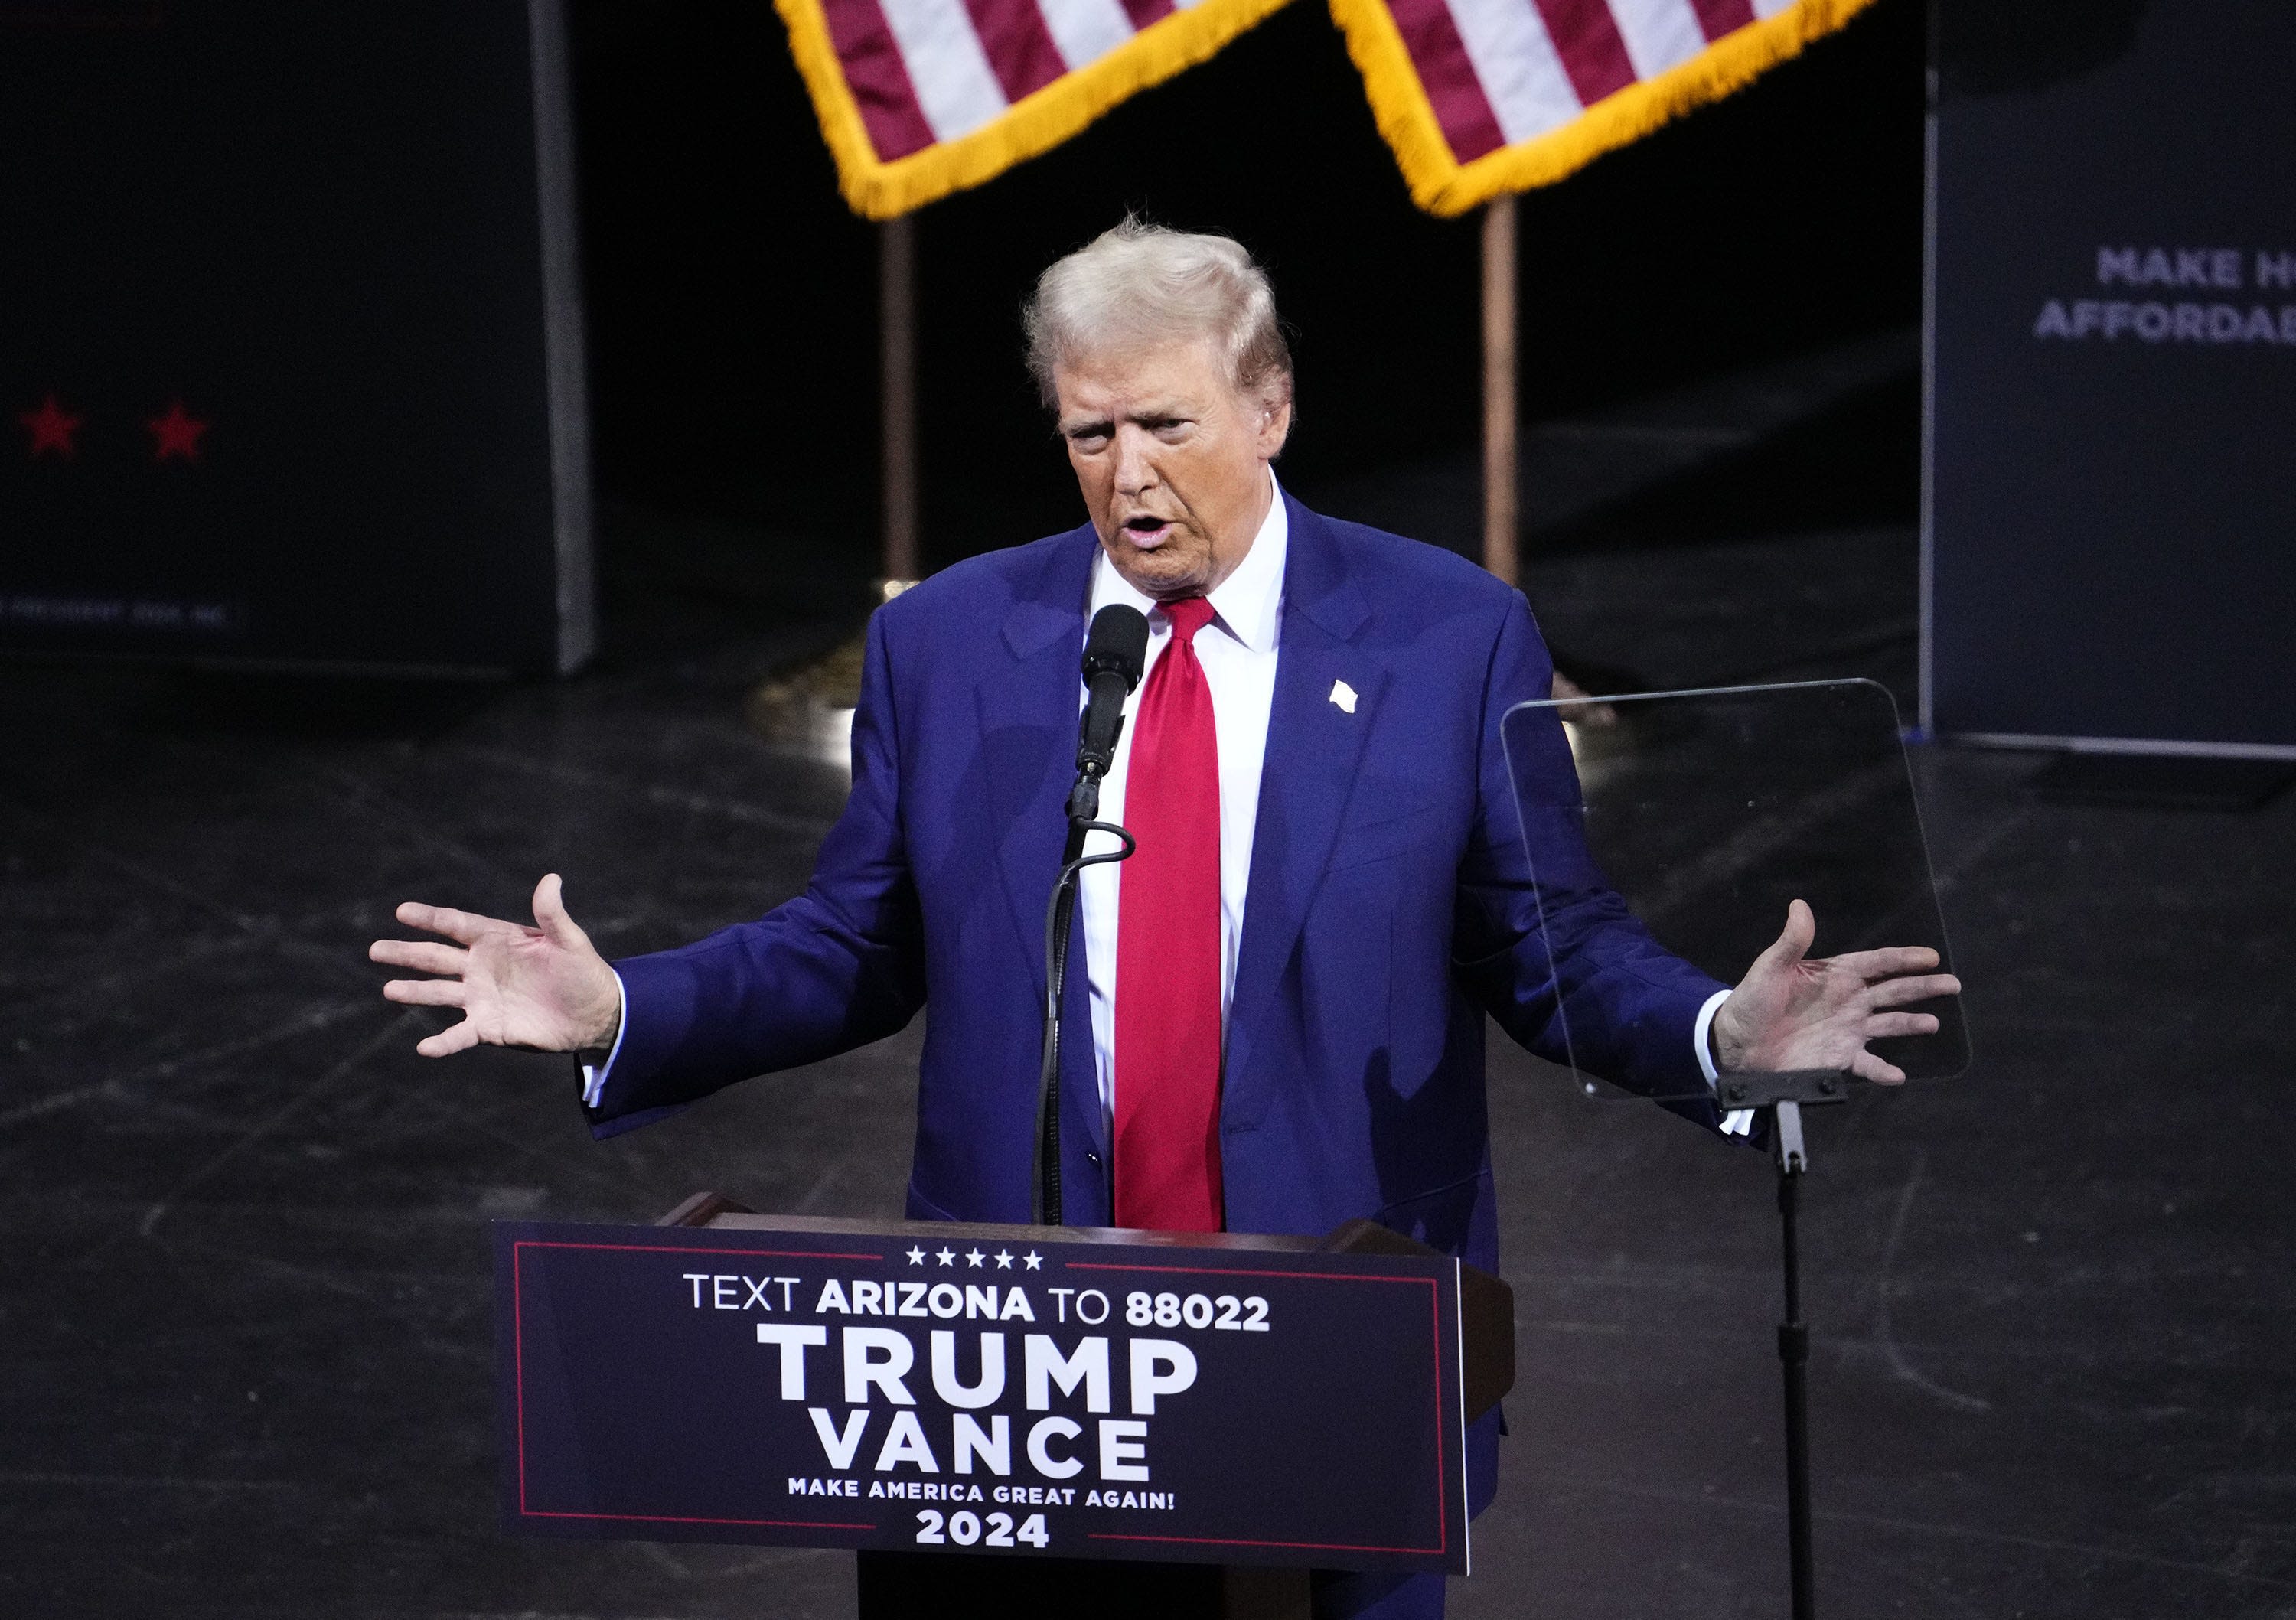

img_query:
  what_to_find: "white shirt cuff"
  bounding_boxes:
[579,970,629,1110]
[1694,989,1754,1136]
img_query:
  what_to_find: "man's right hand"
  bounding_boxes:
[370,873,621,1058]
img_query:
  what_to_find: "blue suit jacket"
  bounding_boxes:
[591,495,1727,1265]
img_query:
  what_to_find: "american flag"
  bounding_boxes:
[773,0,1874,219]
[775,0,1296,217]
[1329,0,1878,213]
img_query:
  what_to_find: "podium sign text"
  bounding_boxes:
[494,1217,1469,1573]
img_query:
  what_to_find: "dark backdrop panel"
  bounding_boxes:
[1927,0,2296,753]
[0,0,590,676]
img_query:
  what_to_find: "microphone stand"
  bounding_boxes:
[1711,1067,1853,1620]
[1032,762,1133,1227]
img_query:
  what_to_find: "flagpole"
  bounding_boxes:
[881,213,919,595]
[1480,194,1518,587]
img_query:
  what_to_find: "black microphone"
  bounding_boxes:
[1068,604,1149,822]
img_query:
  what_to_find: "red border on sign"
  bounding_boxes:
[512,1239,883,1531]
[520,1506,879,1529]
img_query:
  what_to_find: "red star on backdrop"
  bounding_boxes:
[18,394,85,458]
[148,399,210,463]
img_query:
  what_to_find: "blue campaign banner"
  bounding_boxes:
[1926,0,2296,754]
[493,1218,1469,1574]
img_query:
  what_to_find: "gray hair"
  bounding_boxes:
[1023,220,1293,409]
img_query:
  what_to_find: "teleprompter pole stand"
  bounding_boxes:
[1775,1099,1815,1620]
[1712,1068,1854,1620]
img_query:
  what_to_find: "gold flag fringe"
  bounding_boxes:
[1326,0,1887,216]
[775,0,1302,220]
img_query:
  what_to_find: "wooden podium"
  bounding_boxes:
[493,1195,1515,1618]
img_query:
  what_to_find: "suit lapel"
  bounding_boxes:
[976,527,1111,1164]
[1226,499,1386,1100]
[978,528,1097,1003]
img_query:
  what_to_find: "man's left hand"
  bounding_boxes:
[1711,898,1962,1084]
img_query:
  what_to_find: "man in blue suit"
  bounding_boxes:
[373,222,1956,1617]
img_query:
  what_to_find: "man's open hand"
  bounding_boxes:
[369,874,621,1058]
[1711,898,1962,1085]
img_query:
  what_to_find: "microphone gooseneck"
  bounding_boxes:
[1035,603,1150,1227]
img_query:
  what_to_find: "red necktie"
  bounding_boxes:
[1114,596,1225,1232]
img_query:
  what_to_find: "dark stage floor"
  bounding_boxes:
[6,416,2294,1616]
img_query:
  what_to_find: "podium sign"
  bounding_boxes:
[494,1217,1471,1574]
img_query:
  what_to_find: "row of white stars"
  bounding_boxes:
[905,1244,1042,1270]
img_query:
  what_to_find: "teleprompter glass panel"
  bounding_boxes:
[1499,679,1968,1104]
